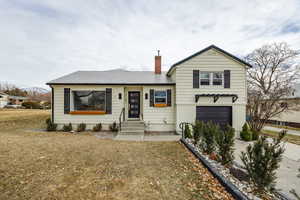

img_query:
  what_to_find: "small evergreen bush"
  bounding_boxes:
[63,123,72,132]
[193,121,204,145]
[240,130,286,194]
[92,123,102,132]
[252,129,259,140]
[109,122,118,132]
[200,122,219,154]
[216,125,235,166]
[45,118,57,131]
[240,123,252,141]
[77,123,86,132]
[184,124,192,139]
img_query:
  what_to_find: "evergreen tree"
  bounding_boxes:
[193,121,204,145]
[240,130,286,194]
[200,122,218,154]
[216,125,235,166]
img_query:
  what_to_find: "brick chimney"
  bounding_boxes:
[155,50,161,74]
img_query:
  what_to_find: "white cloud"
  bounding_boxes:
[0,0,299,88]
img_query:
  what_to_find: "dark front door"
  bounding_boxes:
[196,106,232,128]
[128,91,140,118]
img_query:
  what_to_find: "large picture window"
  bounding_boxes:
[73,91,105,111]
[154,90,167,104]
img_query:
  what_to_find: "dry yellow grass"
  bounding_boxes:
[0,109,233,200]
[262,130,300,145]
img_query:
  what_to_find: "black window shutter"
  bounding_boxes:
[193,70,199,88]
[150,89,154,107]
[106,88,112,114]
[64,88,70,114]
[224,70,231,88]
[167,89,172,106]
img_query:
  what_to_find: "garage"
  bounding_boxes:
[196,106,232,128]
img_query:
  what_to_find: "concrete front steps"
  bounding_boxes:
[118,121,145,135]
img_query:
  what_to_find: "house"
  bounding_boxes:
[0,92,28,108]
[8,95,28,105]
[268,83,300,128]
[0,92,9,108]
[47,45,251,133]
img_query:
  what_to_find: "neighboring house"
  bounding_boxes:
[8,95,28,105]
[47,45,251,133]
[0,92,9,108]
[0,92,28,108]
[268,83,300,128]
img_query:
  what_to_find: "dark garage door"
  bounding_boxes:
[196,106,232,128]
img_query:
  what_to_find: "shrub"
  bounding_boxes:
[109,122,118,132]
[200,122,219,154]
[193,121,204,145]
[92,123,102,132]
[216,125,235,166]
[45,118,57,131]
[77,123,86,132]
[240,123,253,141]
[63,123,72,132]
[22,101,41,109]
[184,124,192,139]
[252,129,259,140]
[240,130,286,194]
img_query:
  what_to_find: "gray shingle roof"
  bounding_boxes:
[47,69,174,85]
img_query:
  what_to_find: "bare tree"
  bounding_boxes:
[245,42,300,132]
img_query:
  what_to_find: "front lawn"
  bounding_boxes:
[262,130,300,145]
[0,109,233,200]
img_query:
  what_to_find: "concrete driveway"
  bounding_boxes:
[264,126,300,136]
[234,139,300,200]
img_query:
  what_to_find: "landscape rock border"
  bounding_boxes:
[181,138,249,200]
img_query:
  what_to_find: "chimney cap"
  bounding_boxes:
[157,50,160,56]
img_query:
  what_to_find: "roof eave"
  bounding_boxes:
[47,82,176,86]
[166,44,253,75]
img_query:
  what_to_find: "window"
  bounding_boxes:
[200,72,210,85]
[200,72,223,86]
[213,72,223,85]
[154,90,167,104]
[73,91,105,111]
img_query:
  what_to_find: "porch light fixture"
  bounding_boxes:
[145,93,148,100]
[118,93,122,100]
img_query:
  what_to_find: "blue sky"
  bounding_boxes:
[0,0,300,88]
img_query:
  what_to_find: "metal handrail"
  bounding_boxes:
[179,122,194,139]
[119,107,125,131]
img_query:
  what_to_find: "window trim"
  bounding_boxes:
[154,90,167,107]
[199,71,224,86]
[72,90,106,113]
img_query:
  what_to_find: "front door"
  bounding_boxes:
[128,91,140,118]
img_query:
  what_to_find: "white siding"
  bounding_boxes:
[143,86,176,131]
[52,85,124,130]
[52,85,176,131]
[173,48,247,132]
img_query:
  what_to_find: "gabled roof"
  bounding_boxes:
[47,69,175,85]
[166,45,253,76]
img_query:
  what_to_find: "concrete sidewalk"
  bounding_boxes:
[264,126,300,136]
[114,134,181,141]
[234,139,300,199]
